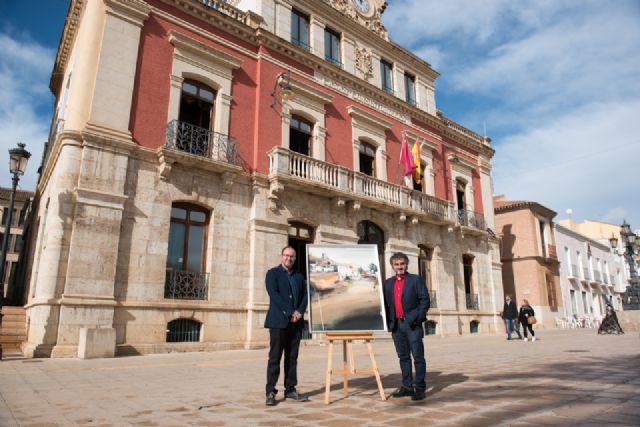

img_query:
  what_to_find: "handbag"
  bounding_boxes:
[527,316,537,325]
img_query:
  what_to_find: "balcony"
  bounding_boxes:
[268,147,468,227]
[465,293,479,310]
[456,209,486,231]
[582,268,592,282]
[593,271,602,283]
[568,264,580,280]
[165,270,209,300]
[165,120,239,165]
[547,244,557,259]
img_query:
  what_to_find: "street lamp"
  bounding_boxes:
[610,220,640,310]
[0,142,31,360]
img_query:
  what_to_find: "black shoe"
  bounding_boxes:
[411,390,426,401]
[265,391,276,406]
[284,389,308,402]
[391,386,414,398]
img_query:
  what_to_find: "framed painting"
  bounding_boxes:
[306,244,387,333]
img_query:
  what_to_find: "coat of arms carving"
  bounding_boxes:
[355,45,373,80]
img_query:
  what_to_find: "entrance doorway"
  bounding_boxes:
[357,220,385,279]
[287,221,315,279]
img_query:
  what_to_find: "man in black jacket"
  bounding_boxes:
[264,246,308,405]
[502,294,522,340]
[383,252,430,401]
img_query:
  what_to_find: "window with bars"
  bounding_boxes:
[166,318,201,342]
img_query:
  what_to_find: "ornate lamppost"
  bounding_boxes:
[0,142,31,360]
[609,221,640,310]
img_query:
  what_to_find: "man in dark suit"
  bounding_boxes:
[264,246,308,406]
[383,252,430,401]
[502,294,522,340]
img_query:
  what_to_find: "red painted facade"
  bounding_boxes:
[128,0,485,213]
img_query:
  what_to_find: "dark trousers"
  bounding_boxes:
[392,319,426,392]
[522,322,535,338]
[266,324,302,394]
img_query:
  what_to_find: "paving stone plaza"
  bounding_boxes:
[0,328,638,426]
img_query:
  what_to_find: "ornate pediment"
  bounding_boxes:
[323,0,389,39]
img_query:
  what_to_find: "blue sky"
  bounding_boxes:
[1,0,639,229]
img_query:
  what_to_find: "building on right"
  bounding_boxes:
[494,196,561,328]
[554,223,625,325]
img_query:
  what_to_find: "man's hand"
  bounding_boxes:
[291,310,302,323]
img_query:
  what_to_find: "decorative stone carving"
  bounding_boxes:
[268,180,284,212]
[221,171,235,193]
[323,0,389,39]
[355,45,373,80]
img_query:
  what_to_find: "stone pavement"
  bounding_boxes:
[0,328,638,427]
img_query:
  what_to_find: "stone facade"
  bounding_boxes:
[23,0,503,357]
[494,196,561,328]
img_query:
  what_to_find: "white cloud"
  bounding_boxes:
[493,100,640,224]
[0,32,55,192]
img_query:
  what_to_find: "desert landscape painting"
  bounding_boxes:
[306,244,386,332]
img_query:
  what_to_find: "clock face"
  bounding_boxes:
[351,0,371,15]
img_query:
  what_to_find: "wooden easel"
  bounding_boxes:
[324,332,386,404]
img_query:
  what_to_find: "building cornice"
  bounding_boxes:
[494,200,557,219]
[50,0,85,94]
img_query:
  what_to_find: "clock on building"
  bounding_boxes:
[351,0,372,16]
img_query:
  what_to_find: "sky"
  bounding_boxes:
[0,0,639,228]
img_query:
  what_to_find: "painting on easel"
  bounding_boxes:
[306,244,387,333]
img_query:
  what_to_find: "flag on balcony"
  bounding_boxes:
[400,133,416,178]
[411,139,421,183]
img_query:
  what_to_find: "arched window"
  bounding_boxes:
[165,203,209,300]
[358,220,385,278]
[359,142,376,176]
[166,318,201,342]
[289,115,312,156]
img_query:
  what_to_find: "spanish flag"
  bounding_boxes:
[411,140,421,183]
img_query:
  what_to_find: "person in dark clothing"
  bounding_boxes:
[264,246,308,406]
[502,295,522,340]
[598,304,624,335]
[518,299,536,341]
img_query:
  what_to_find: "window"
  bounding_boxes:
[359,142,376,176]
[418,245,433,291]
[288,221,315,278]
[456,180,467,225]
[539,220,547,257]
[324,27,341,67]
[291,9,310,50]
[570,289,577,314]
[18,208,27,227]
[179,80,215,130]
[413,161,426,192]
[380,59,393,93]
[565,247,572,275]
[463,255,476,309]
[1,209,6,227]
[166,318,201,342]
[404,72,416,105]
[546,273,557,311]
[165,203,209,300]
[14,234,23,253]
[425,320,437,335]
[289,115,312,156]
[470,320,479,334]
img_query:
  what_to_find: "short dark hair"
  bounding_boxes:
[281,246,296,255]
[389,252,409,265]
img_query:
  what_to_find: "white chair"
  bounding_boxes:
[555,317,567,328]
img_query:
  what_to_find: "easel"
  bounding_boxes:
[324,332,386,404]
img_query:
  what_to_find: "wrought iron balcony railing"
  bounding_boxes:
[465,293,479,310]
[165,270,209,300]
[457,209,486,229]
[165,120,239,165]
[429,290,437,309]
[268,147,457,224]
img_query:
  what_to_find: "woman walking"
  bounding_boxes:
[519,299,536,342]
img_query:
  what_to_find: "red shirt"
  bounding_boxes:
[394,274,406,319]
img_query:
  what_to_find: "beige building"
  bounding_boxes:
[22,0,504,358]
[494,196,561,327]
